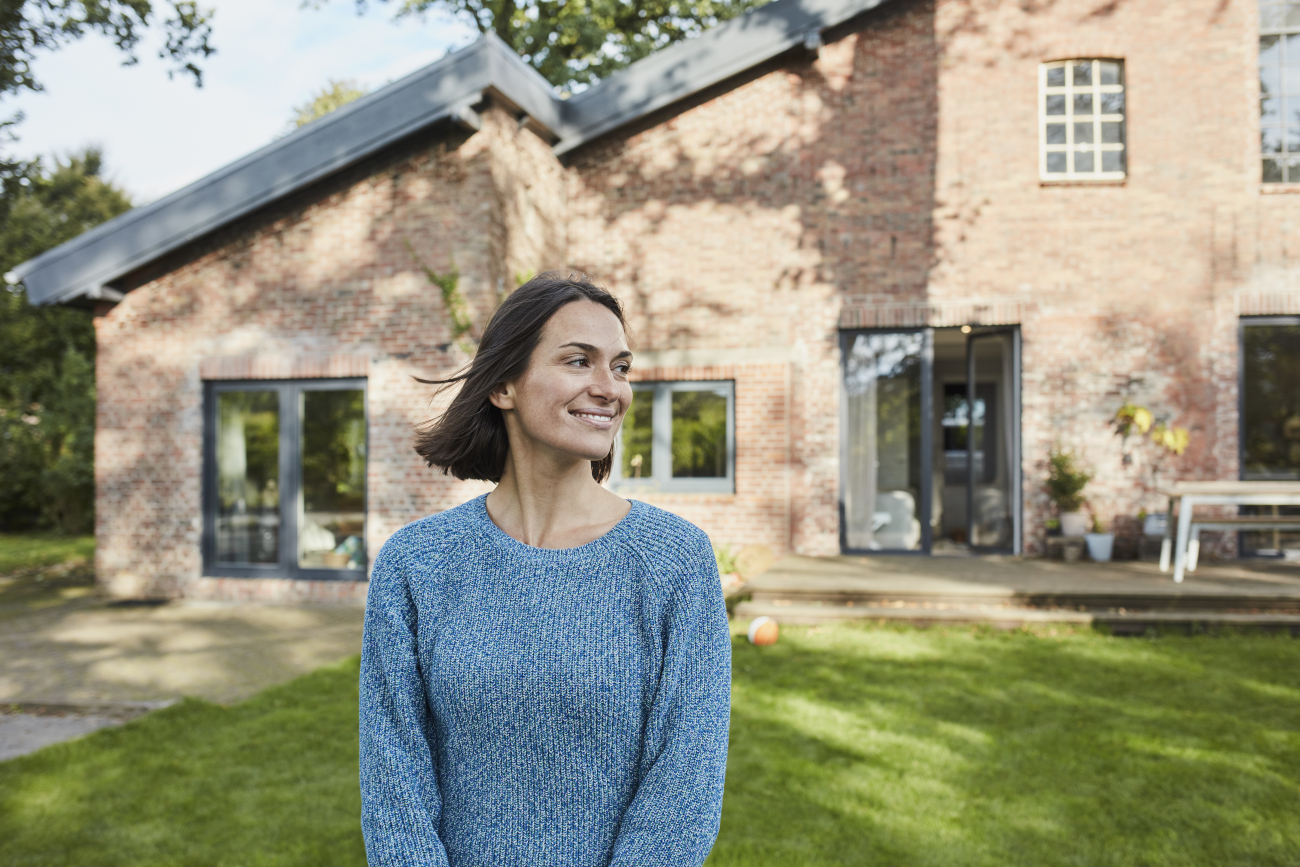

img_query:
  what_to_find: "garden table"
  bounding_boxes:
[1159,481,1300,583]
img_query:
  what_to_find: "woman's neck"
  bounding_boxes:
[486,451,629,550]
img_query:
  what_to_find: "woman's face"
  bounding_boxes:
[494,300,633,465]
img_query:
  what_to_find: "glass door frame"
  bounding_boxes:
[838,326,1022,556]
[838,328,935,556]
[201,377,368,580]
[966,328,1022,554]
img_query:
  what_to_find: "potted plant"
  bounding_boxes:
[1085,515,1114,562]
[1113,403,1190,550]
[1046,446,1092,537]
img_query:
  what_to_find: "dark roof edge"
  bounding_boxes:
[16,0,889,305]
[555,0,888,155]
[12,34,560,306]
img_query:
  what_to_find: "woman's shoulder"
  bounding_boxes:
[619,501,716,579]
[374,496,488,571]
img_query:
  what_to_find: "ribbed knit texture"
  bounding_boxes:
[359,494,732,867]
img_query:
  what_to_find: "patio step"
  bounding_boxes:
[733,600,1300,633]
[745,587,1300,614]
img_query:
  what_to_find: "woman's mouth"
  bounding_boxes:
[570,409,616,428]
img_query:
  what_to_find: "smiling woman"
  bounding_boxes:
[359,272,732,867]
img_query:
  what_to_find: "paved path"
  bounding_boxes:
[0,598,364,706]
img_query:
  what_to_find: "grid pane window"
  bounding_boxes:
[613,381,734,493]
[1260,3,1300,182]
[1039,59,1126,181]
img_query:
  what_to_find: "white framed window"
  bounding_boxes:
[611,381,735,494]
[1260,4,1300,182]
[1039,59,1126,182]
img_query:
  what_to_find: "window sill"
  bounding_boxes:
[1039,178,1127,187]
[1259,183,1300,194]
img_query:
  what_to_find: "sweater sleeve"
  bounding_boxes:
[359,538,450,867]
[608,534,733,866]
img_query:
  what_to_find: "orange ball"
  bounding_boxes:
[747,616,779,646]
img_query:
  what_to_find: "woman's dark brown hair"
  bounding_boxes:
[414,271,627,483]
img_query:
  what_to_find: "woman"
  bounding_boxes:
[359,272,732,867]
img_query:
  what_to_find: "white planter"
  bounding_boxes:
[1085,532,1115,562]
[1060,511,1088,537]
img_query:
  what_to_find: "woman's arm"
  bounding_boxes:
[359,540,450,867]
[608,534,733,867]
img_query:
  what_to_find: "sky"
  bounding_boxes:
[4,0,479,203]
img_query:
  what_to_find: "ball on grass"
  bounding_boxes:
[747,616,779,646]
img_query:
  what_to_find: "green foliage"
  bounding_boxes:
[4,628,1300,865]
[671,389,727,477]
[404,240,472,345]
[1044,445,1091,513]
[323,0,772,89]
[0,149,132,533]
[0,1,214,99]
[290,78,369,128]
[713,542,738,575]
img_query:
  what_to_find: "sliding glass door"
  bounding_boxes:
[841,327,1020,555]
[841,331,931,552]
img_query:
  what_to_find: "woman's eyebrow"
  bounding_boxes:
[558,342,633,361]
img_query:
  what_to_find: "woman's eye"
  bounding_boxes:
[567,356,589,367]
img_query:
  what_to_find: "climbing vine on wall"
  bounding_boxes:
[405,239,473,348]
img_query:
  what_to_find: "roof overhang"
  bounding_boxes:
[15,0,890,306]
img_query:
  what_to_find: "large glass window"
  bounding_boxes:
[205,379,367,578]
[1260,3,1300,182]
[1039,59,1126,181]
[612,381,734,493]
[1241,319,1300,555]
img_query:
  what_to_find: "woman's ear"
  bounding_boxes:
[488,381,516,411]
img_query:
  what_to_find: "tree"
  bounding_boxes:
[0,150,132,533]
[325,0,771,90]
[291,78,369,128]
[0,1,215,101]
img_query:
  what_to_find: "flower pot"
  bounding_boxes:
[1085,532,1114,562]
[1060,511,1088,537]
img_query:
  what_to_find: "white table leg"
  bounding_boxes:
[1187,528,1200,573]
[1159,497,1174,572]
[1172,497,1194,583]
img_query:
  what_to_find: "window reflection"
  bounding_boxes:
[671,390,728,478]
[216,392,280,564]
[299,390,366,570]
[1241,320,1300,556]
[621,390,654,479]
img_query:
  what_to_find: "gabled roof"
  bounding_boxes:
[14,0,887,306]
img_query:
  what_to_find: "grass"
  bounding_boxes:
[0,533,96,614]
[0,533,94,576]
[2,624,1298,866]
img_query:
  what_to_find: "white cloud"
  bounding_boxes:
[2,0,478,202]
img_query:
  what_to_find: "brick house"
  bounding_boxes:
[13,0,1300,600]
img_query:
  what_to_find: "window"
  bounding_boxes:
[611,381,735,493]
[1039,59,1126,181]
[203,379,367,579]
[1240,318,1300,556]
[1260,3,1300,182]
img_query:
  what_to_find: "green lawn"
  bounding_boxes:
[2,624,1298,866]
[0,533,94,575]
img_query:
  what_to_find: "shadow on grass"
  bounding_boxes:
[0,658,366,867]
[710,624,1300,866]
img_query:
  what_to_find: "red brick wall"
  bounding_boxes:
[566,0,1300,557]
[95,106,564,599]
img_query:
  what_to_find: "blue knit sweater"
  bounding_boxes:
[359,494,732,866]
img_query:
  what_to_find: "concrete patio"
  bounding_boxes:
[736,554,1300,631]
